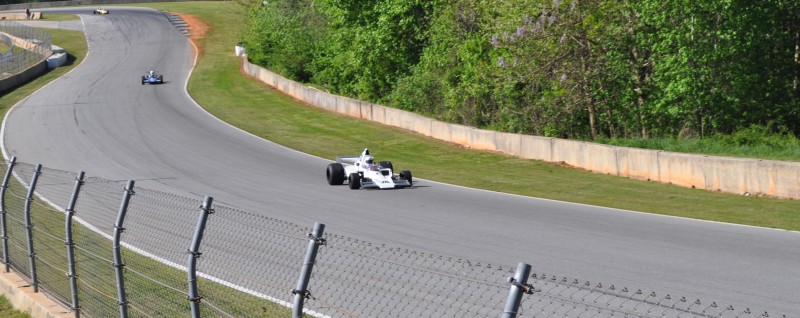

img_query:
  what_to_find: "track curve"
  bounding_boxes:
[2,7,798,314]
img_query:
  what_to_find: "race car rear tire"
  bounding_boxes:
[348,173,361,189]
[326,163,345,185]
[379,161,393,171]
[400,170,413,186]
[141,76,145,85]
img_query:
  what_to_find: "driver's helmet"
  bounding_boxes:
[149,70,154,76]
[364,156,378,171]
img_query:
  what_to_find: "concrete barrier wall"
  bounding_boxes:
[240,57,800,199]
[583,143,619,176]
[0,33,12,51]
[616,147,660,181]
[518,135,552,161]
[0,29,50,92]
[657,152,707,189]
[0,57,46,92]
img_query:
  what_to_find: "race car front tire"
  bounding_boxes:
[400,170,413,186]
[348,173,361,190]
[326,163,345,185]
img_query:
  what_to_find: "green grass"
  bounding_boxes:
[594,131,800,162]
[0,295,31,318]
[38,13,79,21]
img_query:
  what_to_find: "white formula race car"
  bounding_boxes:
[326,149,413,189]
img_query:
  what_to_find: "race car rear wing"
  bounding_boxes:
[336,156,359,165]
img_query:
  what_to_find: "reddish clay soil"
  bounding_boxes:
[175,13,208,56]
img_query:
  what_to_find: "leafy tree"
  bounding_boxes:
[245,0,326,82]
[243,0,800,141]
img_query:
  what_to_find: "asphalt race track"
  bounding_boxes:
[2,7,799,315]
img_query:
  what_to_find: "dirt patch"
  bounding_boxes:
[175,13,209,56]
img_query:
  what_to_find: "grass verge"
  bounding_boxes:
[38,13,79,21]
[0,295,31,318]
[131,2,800,231]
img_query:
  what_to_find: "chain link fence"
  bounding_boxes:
[0,158,785,318]
[0,21,51,80]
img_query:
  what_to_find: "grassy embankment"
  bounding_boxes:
[0,295,30,318]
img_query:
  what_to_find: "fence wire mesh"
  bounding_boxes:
[3,163,35,280]
[120,187,201,318]
[517,273,774,318]
[0,21,51,79]
[0,159,786,318]
[196,204,309,317]
[306,233,510,317]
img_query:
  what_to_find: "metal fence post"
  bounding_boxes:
[64,171,85,318]
[501,262,533,318]
[113,180,135,318]
[0,156,16,273]
[187,196,214,318]
[24,163,42,292]
[292,223,325,318]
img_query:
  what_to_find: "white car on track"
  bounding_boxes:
[326,149,412,189]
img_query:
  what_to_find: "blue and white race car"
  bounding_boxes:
[141,71,163,85]
[326,149,413,189]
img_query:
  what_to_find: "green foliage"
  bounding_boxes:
[595,125,800,161]
[244,0,323,81]
[244,0,437,100]
[244,0,800,146]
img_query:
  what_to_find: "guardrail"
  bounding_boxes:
[0,158,779,317]
[241,56,800,200]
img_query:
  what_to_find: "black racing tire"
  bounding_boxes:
[378,161,393,171]
[348,173,361,190]
[141,76,145,85]
[158,75,163,83]
[326,163,345,185]
[400,170,413,186]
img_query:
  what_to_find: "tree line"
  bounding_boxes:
[243,0,800,140]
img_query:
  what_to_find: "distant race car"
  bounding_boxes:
[142,71,163,85]
[326,148,413,189]
[93,8,109,14]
